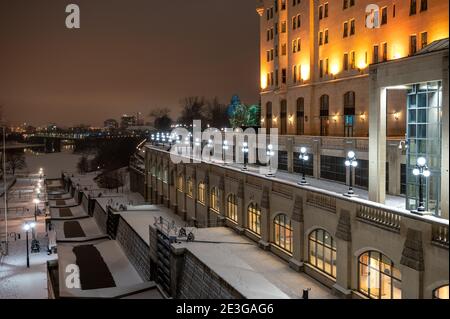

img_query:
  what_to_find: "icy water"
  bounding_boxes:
[19,146,82,179]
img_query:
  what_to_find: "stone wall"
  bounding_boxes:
[116,217,151,281]
[177,251,243,299]
[93,201,107,234]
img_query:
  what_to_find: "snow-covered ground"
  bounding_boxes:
[0,217,55,299]
[20,149,82,179]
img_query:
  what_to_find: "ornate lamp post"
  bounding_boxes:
[344,151,358,197]
[412,157,431,214]
[242,142,249,171]
[298,147,310,185]
[266,144,275,177]
[23,221,36,268]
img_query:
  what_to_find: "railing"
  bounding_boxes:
[356,205,401,232]
[432,224,449,248]
[356,139,369,151]
[306,191,336,213]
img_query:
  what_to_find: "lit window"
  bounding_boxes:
[433,285,449,299]
[210,187,220,212]
[226,194,238,222]
[247,202,261,235]
[358,251,402,299]
[197,182,206,204]
[186,177,193,197]
[421,32,428,49]
[177,175,184,192]
[273,214,293,252]
[308,229,336,278]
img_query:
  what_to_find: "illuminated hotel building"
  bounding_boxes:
[256,0,449,217]
[257,0,448,137]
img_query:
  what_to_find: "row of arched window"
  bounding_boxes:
[265,91,356,137]
[159,172,448,299]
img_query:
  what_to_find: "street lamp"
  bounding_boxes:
[298,147,310,185]
[241,142,249,171]
[266,144,275,177]
[344,151,358,197]
[23,221,36,268]
[222,140,229,165]
[33,198,40,221]
[412,157,431,214]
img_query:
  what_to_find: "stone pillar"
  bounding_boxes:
[387,143,401,195]
[333,209,352,298]
[287,137,294,173]
[289,195,304,272]
[218,176,226,226]
[236,181,246,234]
[312,138,321,179]
[368,69,387,204]
[258,186,270,250]
[400,228,424,299]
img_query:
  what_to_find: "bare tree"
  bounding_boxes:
[77,156,90,174]
[178,96,208,127]
[204,97,229,129]
[6,151,27,175]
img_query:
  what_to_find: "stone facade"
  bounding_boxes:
[145,145,449,299]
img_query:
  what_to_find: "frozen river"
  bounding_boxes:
[20,147,82,179]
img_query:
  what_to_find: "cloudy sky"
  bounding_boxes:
[0,0,260,127]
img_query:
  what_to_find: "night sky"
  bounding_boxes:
[0,0,260,127]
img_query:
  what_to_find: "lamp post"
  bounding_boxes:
[298,147,310,185]
[33,198,40,221]
[23,221,36,268]
[412,157,431,214]
[265,144,275,177]
[344,151,358,197]
[222,140,229,165]
[242,142,249,171]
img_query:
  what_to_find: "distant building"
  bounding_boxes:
[104,119,119,129]
[120,114,137,129]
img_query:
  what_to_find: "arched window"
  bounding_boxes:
[186,177,193,197]
[210,187,220,212]
[266,102,273,129]
[163,167,168,183]
[433,285,449,299]
[296,97,305,135]
[320,95,329,136]
[358,251,402,299]
[308,229,336,278]
[155,165,161,179]
[177,175,184,192]
[226,194,238,222]
[344,91,356,137]
[247,202,261,235]
[273,214,293,252]
[197,182,206,204]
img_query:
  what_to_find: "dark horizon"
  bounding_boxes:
[0,0,260,127]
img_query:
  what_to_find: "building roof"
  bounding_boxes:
[415,38,449,56]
